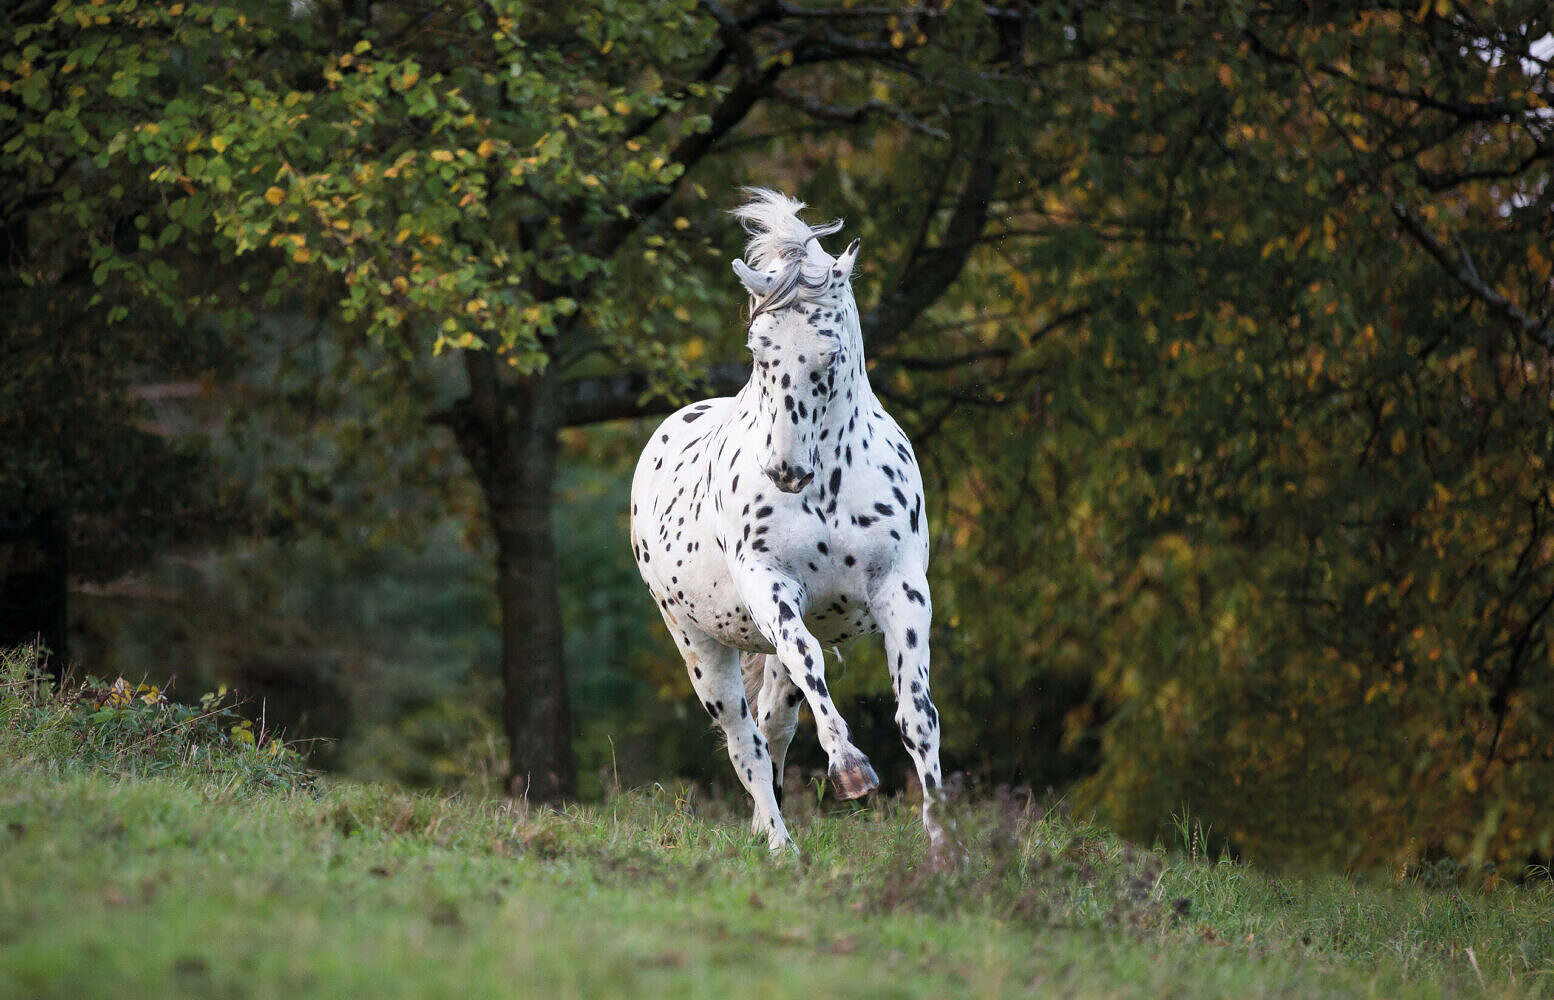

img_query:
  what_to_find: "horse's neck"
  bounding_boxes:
[823,345,873,437]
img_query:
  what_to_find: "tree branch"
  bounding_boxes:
[560,363,748,426]
[770,84,947,139]
[1388,199,1554,351]
[1414,141,1554,192]
[863,111,1003,347]
[1286,55,1554,353]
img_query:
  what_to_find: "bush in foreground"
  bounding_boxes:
[0,643,312,791]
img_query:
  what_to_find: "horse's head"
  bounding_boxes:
[733,227,860,494]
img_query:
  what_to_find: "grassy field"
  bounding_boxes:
[2,658,1552,998]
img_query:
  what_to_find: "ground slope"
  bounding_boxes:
[1,759,1550,999]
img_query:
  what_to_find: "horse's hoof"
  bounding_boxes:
[828,756,879,800]
[927,838,969,872]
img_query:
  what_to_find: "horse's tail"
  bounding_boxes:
[740,651,767,715]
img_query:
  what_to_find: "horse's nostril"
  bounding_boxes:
[764,465,811,493]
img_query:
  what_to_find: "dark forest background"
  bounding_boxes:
[4,0,1553,870]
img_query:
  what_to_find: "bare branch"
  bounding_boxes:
[1287,55,1554,353]
[561,364,748,426]
[1388,199,1553,350]
[864,113,1003,347]
[1246,31,1534,125]
[770,84,947,139]
[872,306,1091,372]
[1415,141,1554,192]
[873,347,1013,372]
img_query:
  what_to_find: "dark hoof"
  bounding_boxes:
[927,838,970,872]
[828,757,879,800]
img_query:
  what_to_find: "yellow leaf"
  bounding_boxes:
[264,186,285,205]
[431,149,454,162]
[1218,64,1234,88]
[210,135,228,153]
[353,39,372,54]
[673,216,689,230]
[293,247,313,263]
[1529,247,1551,281]
[890,31,905,48]
[168,2,184,14]
[476,138,494,158]
[613,100,631,115]
[583,174,601,187]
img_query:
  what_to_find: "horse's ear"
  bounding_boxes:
[831,238,860,282]
[732,258,775,298]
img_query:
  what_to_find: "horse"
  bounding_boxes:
[629,189,949,861]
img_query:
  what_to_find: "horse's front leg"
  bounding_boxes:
[870,567,957,866]
[732,561,878,800]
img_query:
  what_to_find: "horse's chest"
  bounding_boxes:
[696,488,895,648]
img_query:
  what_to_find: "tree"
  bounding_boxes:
[1,0,240,668]
[897,2,1554,866]
[4,0,1028,799]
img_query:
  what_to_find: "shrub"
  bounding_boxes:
[0,643,313,791]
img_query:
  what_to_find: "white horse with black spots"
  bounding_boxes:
[630,189,950,862]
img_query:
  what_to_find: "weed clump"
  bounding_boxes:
[0,643,312,792]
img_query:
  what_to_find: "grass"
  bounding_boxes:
[2,648,1552,998]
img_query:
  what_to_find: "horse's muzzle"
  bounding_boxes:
[764,465,814,494]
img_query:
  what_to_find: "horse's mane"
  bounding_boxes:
[730,188,844,317]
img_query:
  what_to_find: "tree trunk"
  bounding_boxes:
[0,507,68,677]
[450,354,576,802]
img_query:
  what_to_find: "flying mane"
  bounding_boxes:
[730,188,846,316]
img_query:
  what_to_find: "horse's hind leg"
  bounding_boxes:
[869,567,957,866]
[663,617,793,853]
[743,652,801,827]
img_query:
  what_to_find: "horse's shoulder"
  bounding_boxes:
[642,396,739,451]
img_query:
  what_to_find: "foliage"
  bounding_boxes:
[905,4,1554,868]
[3,0,719,369]
[8,0,1554,865]
[0,643,312,791]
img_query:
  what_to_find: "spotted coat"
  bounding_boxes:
[629,190,948,858]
